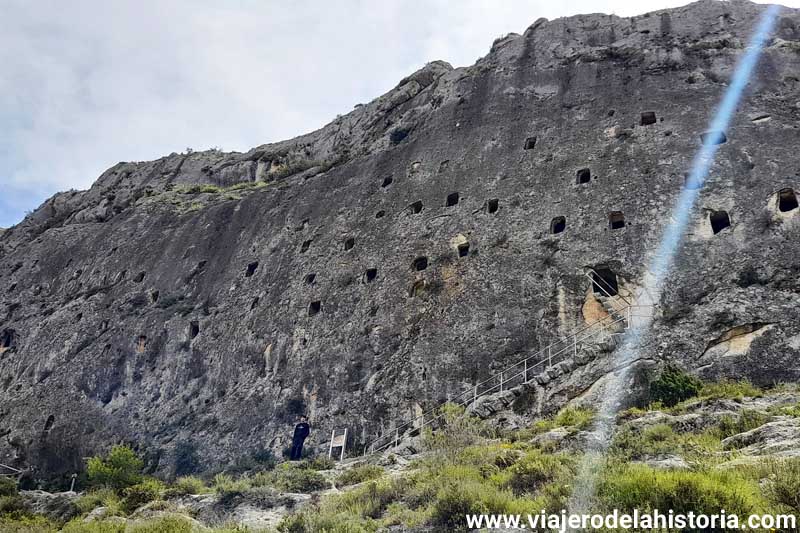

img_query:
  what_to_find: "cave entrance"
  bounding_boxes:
[640,111,657,126]
[457,242,470,257]
[524,136,537,150]
[576,168,591,184]
[409,201,423,214]
[365,268,378,283]
[778,188,798,212]
[591,268,619,297]
[412,256,428,271]
[550,216,566,234]
[446,192,460,207]
[308,301,321,317]
[245,262,259,277]
[710,210,731,234]
[609,211,625,230]
[486,199,499,214]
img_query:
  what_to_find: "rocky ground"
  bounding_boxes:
[3,378,800,532]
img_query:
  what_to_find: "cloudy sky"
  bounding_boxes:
[0,0,792,228]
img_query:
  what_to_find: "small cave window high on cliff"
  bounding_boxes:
[710,210,731,234]
[365,268,378,283]
[524,136,537,150]
[486,199,499,214]
[382,176,393,188]
[0,329,15,352]
[609,211,625,230]
[245,261,259,277]
[591,268,619,297]
[189,321,200,339]
[640,111,657,126]
[778,188,798,212]
[133,271,146,283]
[304,273,316,285]
[576,168,591,184]
[308,301,321,317]
[457,242,470,257]
[43,415,55,433]
[344,237,355,251]
[446,192,460,207]
[413,256,428,271]
[409,201,423,214]
[375,210,385,219]
[701,130,727,145]
[300,239,312,253]
[550,216,566,234]
[136,335,147,353]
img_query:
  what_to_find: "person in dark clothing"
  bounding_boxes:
[290,416,310,460]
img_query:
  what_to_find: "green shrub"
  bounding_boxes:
[595,463,765,516]
[126,515,193,533]
[0,495,28,519]
[430,480,516,530]
[0,515,58,533]
[74,488,122,516]
[61,517,125,532]
[505,450,575,495]
[163,476,208,498]
[649,364,702,407]
[611,424,721,461]
[336,465,384,487]
[422,403,488,460]
[699,380,763,401]
[554,406,595,429]
[272,464,328,493]
[121,478,165,514]
[0,477,17,497]
[212,474,250,498]
[764,458,800,515]
[715,410,770,440]
[86,445,144,491]
[302,455,335,471]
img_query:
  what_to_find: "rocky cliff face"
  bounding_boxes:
[2,0,800,484]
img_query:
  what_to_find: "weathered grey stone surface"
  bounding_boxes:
[1,0,800,482]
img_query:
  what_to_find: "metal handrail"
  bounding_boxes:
[364,303,653,455]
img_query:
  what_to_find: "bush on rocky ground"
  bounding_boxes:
[86,445,144,491]
[335,465,384,487]
[648,364,703,407]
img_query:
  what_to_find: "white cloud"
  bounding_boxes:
[0,0,794,227]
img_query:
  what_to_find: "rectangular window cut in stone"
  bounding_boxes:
[551,216,566,234]
[576,168,591,184]
[640,111,657,125]
[609,211,625,230]
[409,201,423,214]
[246,261,259,277]
[308,301,321,316]
[486,199,499,214]
[446,192,459,207]
[524,136,537,150]
[365,268,377,282]
[457,242,470,257]
[778,188,798,212]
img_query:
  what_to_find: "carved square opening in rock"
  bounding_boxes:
[524,136,537,150]
[591,268,619,297]
[551,216,566,234]
[344,237,355,251]
[189,321,199,339]
[457,242,470,257]
[446,192,460,207]
[308,301,321,316]
[245,261,259,277]
[701,130,727,145]
[365,268,378,283]
[409,201,423,214]
[710,210,731,234]
[778,188,798,212]
[640,111,657,126]
[576,168,591,184]
[412,256,428,271]
[609,211,625,230]
[486,199,499,214]
[382,176,393,188]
